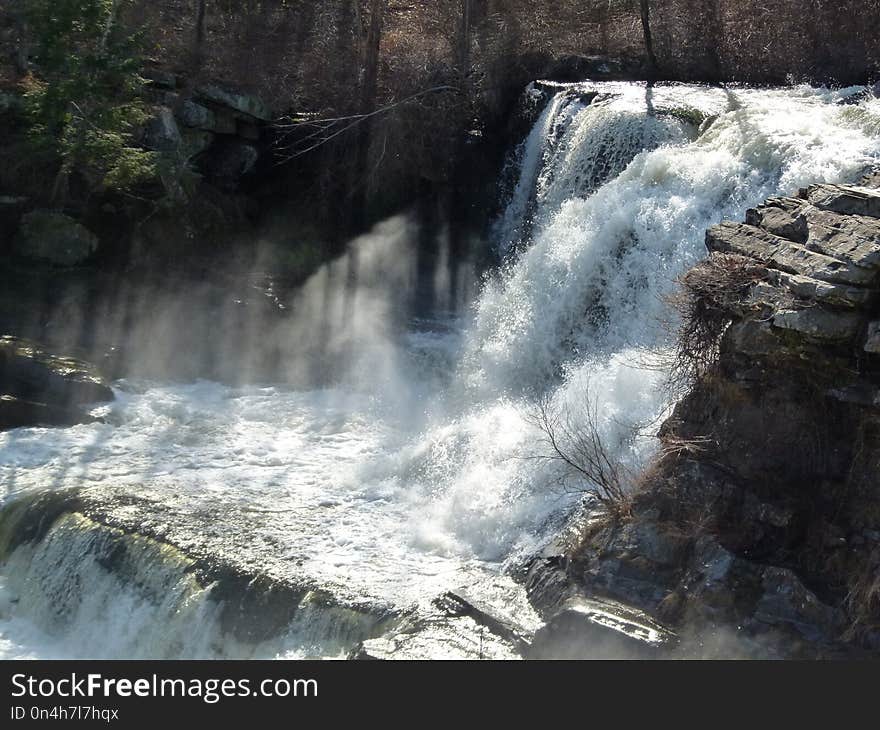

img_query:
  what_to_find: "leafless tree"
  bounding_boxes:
[351,0,386,226]
[638,0,658,82]
[193,0,207,71]
[526,391,634,515]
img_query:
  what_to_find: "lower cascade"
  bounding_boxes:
[1,82,879,659]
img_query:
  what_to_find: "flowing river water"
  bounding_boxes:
[1,82,879,659]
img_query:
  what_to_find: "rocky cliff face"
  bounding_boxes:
[528,172,880,658]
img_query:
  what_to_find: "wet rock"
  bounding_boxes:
[350,613,521,660]
[804,184,880,219]
[527,597,677,659]
[614,521,690,566]
[706,221,877,287]
[433,592,531,652]
[692,536,737,583]
[14,210,99,266]
[0,336,114,421]
[0,394,100,430]
[752,567,842,643]
[142,107,182,152]
[579,521,689,609]
[523,556,580,617]
[679,535,765,625]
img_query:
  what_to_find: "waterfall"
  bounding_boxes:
[1,82,879,659]
[466,83,880,395]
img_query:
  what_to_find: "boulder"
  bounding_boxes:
[0,394,100,430]
[432,591,531,652]
[0,336,114,416]
[527,597,677,659]
[142,107,182,152]
[179,100,215,130]
[350,614,521,660]
[706,221,877,287]
[14,210,99,266]
[195,84,272,122]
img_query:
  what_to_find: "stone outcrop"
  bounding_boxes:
[0,336,114,430]
[527,595,678,659]
[350,588,540,660]
[0,487,395,654]
[534,174,880,658]
[143,72,271,191]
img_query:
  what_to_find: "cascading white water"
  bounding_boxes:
[1,82,879,659]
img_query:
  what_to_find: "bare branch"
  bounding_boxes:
[524,389,636,516]
[272,85,460,163]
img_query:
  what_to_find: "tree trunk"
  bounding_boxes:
[193,0,208,72]
[351,0,385,230]
[704,0,723,82]
[639,0,658,83]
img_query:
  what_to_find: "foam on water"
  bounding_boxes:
[2,82,879,658]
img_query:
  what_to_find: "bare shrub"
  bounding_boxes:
[665,252,767,393]
[844,548,880,641]
[525,391,635,518]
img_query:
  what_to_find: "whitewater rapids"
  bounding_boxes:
[1,82,879,659]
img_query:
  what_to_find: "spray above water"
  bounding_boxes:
[1,82,879,659]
